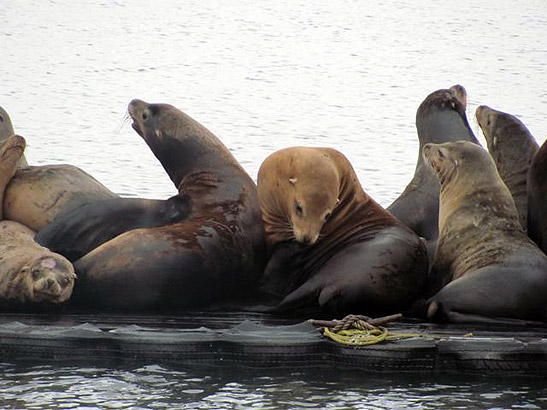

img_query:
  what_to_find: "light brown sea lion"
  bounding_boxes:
[0,106,28,167]
[0,106,118,231]
[476,105,539,230]
[528,139,547,253]
[421,140,547,323]
[258,147,428,315]
[0,136,76,305]
[0,135,26,217]
[0,221,76,304]
[4,164,118,231]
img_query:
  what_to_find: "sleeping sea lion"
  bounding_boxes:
[0,135,75,306]
[258,147,428,315]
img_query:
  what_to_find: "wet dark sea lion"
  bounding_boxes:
[422,141,547,323]
[0,136,75,306]
[257,147,428,315]
[528,139,547,253]
[66,100,266,311]
[476,105,539,230]
[36,196,190,262]
[387,87,479,247]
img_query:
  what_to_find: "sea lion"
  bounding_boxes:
[476,105,539,229]
[387,87,479,249]
[0,135,26,217]
[4,165,119,231]
[64,99,266,311]
[528,140,547,253]
[0,105,28,167]
[257,147,428,315]
[0,136,75,305]
[36,196,190,262]
[422,141,547,323]
[0,221,76,305]
[0,106,118,231]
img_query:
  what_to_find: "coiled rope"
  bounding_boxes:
[309,314,422,346]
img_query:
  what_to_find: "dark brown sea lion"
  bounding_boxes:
[36,196,190,262]
[476,105,539,229]
[528,139,547,253]
[422,141,547,323]
[0,107,118,231]
[64,100,266,311]
[387,87,479,248]
[257,147,428,315]
[0,106,28,167]
[0,136,75,305]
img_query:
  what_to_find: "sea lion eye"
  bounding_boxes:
[295,202,303,214]
[142,111,149,121]
[324,212,332,221]
[32,269,40,279]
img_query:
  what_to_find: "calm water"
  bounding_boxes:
[1,0,547,407]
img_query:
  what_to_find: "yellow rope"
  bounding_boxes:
[323,326,424,346]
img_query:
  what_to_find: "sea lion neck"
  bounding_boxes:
[129,100,245,193]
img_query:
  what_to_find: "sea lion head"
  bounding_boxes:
[0,135,25,176]
[258,147,342,246]
[422,140,495,189]
[0,106,15,141]
[22,256,76,303]
[127,99,237,192]
[449,84,467,111]
[476,105,533,152]
[128,99,179,142]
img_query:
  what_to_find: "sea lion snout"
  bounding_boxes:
[293,227,319,246]
[128,99,150,137]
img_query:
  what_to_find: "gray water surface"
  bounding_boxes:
[1,363,546,409]
[1,0,547,407]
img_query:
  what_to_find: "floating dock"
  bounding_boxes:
[0,312,545,375]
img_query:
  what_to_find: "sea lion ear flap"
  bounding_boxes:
[289,178,297,185]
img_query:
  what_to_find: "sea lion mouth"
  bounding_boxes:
[127,99,146,137]
[130,120,142,137]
